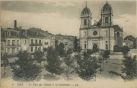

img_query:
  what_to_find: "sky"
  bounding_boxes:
[0,0,136,37]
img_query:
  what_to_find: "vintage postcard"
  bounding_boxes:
[0,0,137,88]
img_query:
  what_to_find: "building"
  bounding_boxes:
[79,2,123,51]
[1,27,22,55]
[129,49,137,58]
[55,34,76,50]
[124,35,136,49]
[27,28,55,53]
[1,20,55,55]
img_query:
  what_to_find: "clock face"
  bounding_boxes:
[93,31,97,35]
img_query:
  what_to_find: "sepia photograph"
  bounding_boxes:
[0,0,137,88]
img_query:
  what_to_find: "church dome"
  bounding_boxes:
[81,7,91,17]
[101,2,112,13]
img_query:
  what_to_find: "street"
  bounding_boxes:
[97,58,123,79]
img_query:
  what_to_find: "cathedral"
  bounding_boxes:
[79,2,123,51]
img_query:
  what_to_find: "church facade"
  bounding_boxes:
[79,2,123,51]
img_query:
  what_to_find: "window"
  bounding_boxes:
[31,39,33,44]
[35,46,37,51]
[31,47,33,52]
[39,40,41,44]
[106,30,108,36]
[93,44,98,50]
[45,42,48,45]
[106,41,108,50]
[105,17,109,23]
[35,40,37,44]
[117,32,120,37]
[12,40,15,46]
[106,44,108,50]
[7,48,10,53]
[7,40,10,45]
[12,48,15,54]
[84,19,87,25]
[84,44,86,49]
[38,47,41,51]
[84,41,86,49]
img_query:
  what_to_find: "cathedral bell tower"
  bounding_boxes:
[80,3,92,50]
[101,2,113,27]
[80,4,92,29]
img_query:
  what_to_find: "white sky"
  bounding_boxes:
[0,0,136,37]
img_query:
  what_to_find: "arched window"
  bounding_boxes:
[117,32,120,37]
[84,19,87,25]
[93,43,99,52]
[106,44,108,50]
[105,17,109,23]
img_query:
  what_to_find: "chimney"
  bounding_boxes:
[14,20,17,28]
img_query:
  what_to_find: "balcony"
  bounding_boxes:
[30,43,42,46]
[5,44,20,48]
[87,36,103,39]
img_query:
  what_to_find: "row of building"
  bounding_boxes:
[1,2,137,56]
[1,20,76,56]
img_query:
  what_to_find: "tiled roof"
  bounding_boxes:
[55,34,76,41]
[124,35,136,41]
[81,7,91,17]
[1,27,54,39]
[101,2,112,13]
[112,25,123,32]
[27,28,53,38]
